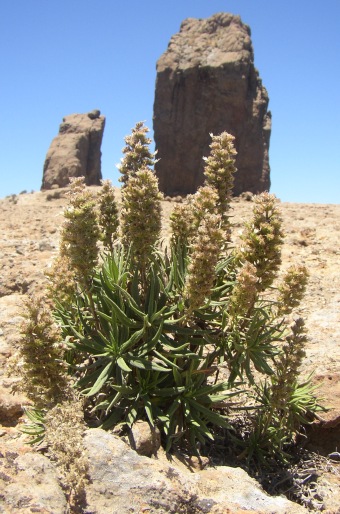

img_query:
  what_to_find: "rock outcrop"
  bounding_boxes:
[83,429,306,514]
[41,110,105,190]
[0,429,307,513]
[153,13,271,196]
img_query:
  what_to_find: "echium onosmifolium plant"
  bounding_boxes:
[238,192,284,291]
[191,185,219,228]
[169,185,219,249]
[14,295,69,410]
[60,177,99,290]
[277,265,309,316]
[170,140,232,250]
[45,400,89,509]
[120,166,163,268]
[118,121,156,188]
[28,122,321,461]
[229,261,258,319]
[245,317,319,462]
[15,296,89,505]
[46,253,77,307]
[170,202,195,248]
[98,179,119,253]
[263,317,321,450]
[185,213,224,313]
[272,318,308,409]
[203,132,237,235]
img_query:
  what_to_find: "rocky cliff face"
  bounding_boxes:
[41,110,105,190]
[153,13,271,196]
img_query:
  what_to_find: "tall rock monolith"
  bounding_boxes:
[41,110,105,190]
[153,13,271,196]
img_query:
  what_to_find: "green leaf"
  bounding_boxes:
[187,398,231,429]
[192,382,230,398]
[143,395,154,426]
[106,391,124,413]
[251,352,274,375]
[146,271,156,318]
[103,293,140,328]
[167,397,181,418]
[153,349,181,370]
[77,364,104,389]
[152,386,186,397]
[173,367,183,386]
[120,328,144,353]
[127,405,138,427]
[160,339,190,352]
[101,406,125,429]
[97,310,113,323]
[110,384,136,395]
[163,319,193,330]
[144,320,164,350]
[128,357,170,372]
[96,328,116,349]
[114,283,146,320]
[64,323,103,352]
[84,361,115,396]
[150,305,168,322]
[117,356,132,372]
[24,408,45,423]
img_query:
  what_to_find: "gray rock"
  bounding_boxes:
[84,428,306,514]
[0,449,67,513]
[37,240,55,252]
[153,13,271,197]
[41,111,105,190]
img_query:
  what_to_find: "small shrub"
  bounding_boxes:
[46,190,63,201]
[19,125,322,466]
[7,194,18,204]
[14,295,89,508]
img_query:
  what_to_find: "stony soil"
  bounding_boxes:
[0,188,339,511]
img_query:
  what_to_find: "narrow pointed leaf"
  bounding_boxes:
[128,357,170,372]
[84,361,114,397]
[120,328,144,353]
[117,356,132,372]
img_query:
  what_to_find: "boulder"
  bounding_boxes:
[0,446,67,513]
[83,428,306,513]
[127,420,162,456]
[41,110,105,190]
[153,13,271,196]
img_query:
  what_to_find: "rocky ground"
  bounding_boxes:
[0,188,339,512]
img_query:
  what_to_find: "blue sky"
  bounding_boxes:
[1,0,339,203]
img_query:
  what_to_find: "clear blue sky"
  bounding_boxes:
[1,0,339,203]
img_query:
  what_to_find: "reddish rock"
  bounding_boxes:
[153,13,271,196]
[127,420,161,457]
[0,386,25,425]
[41,110,105,190]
